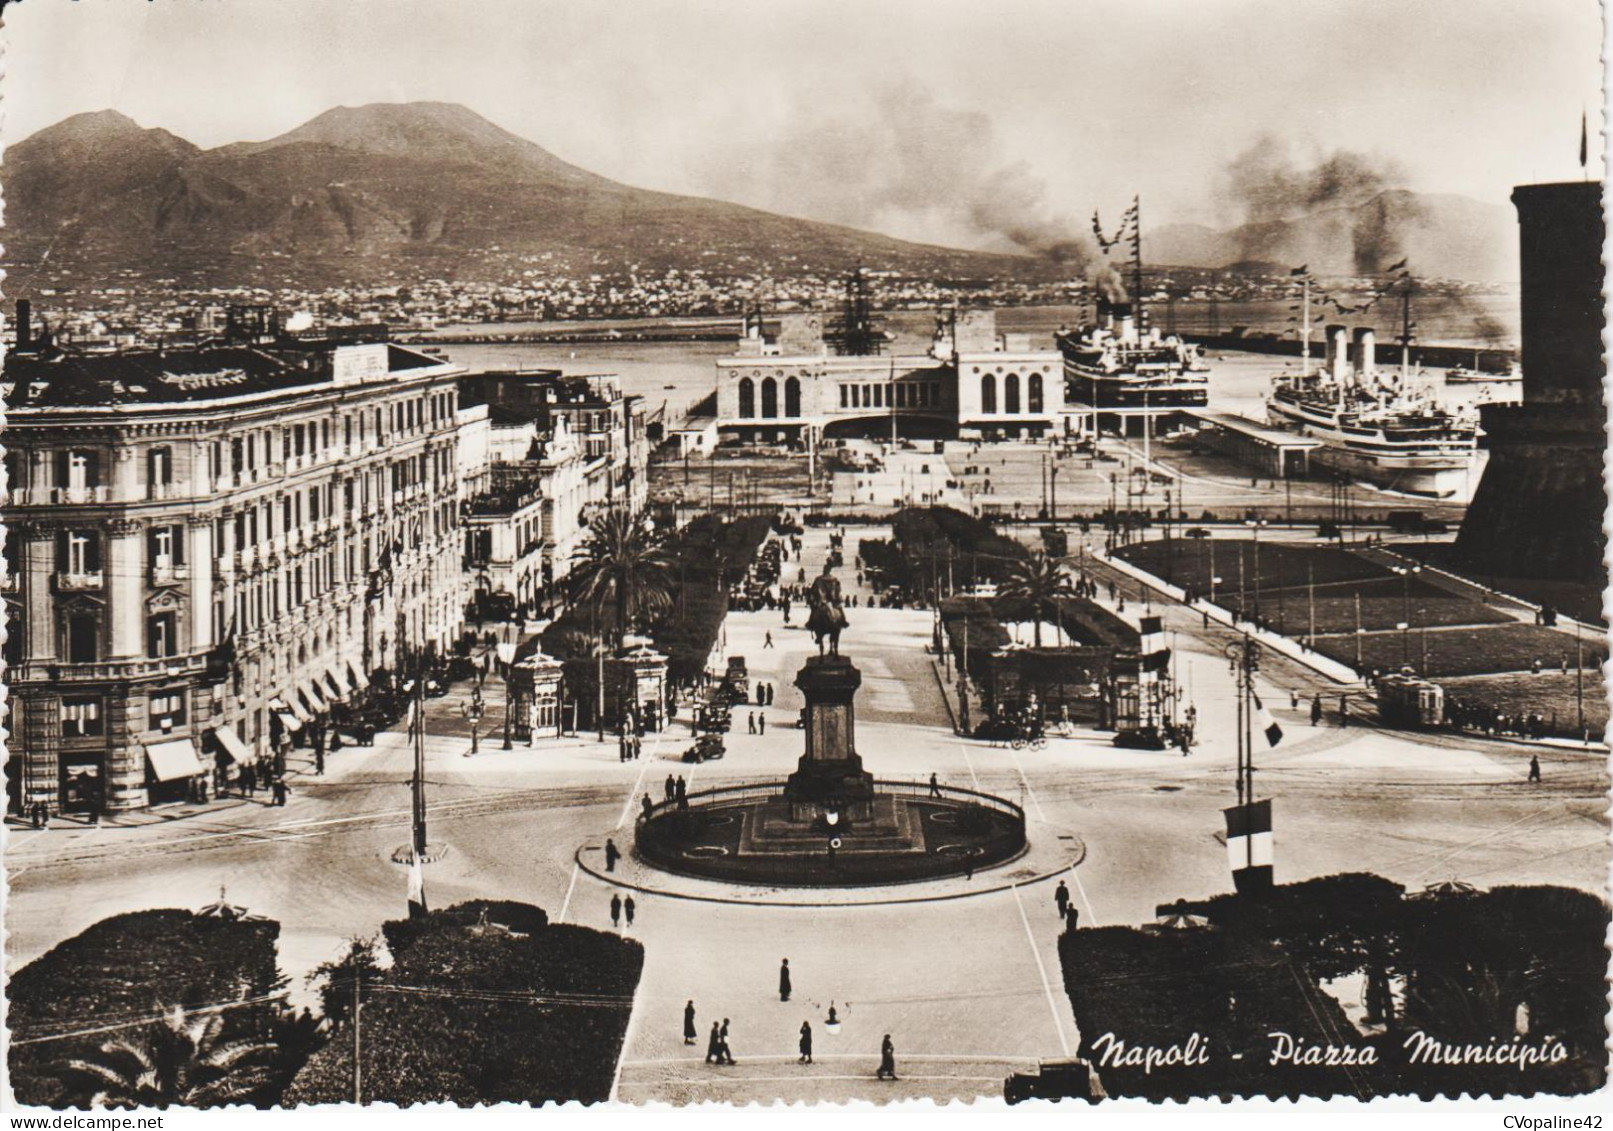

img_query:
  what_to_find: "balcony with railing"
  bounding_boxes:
[462,480,544,518]
[56,570,105,591]
[150,562,190,585]
[14,648,215,685]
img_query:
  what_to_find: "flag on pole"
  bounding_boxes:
[1139,615,1166,657]
[1251,691,1283,747]
[407,850,428,919]
[1223,799,1274,893]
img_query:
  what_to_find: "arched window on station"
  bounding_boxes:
[785,377,801,417]
[1005,374,1021,414]
[739,378,755,418]
[981,374,996,414]
[761,378,778,418]
[1029,373,1044,414]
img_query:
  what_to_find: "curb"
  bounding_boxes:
[573,832,1087,909]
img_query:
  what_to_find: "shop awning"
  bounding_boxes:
[146,739,205,782]
[302,684,328,715]
[324,669,346,701]
[285,696,311,724]
[210,724,251,765]
[275,710,304,734]
[346,659,367,692]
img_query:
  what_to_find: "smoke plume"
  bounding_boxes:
[693,82,1091,267]
[1089,263,1129,304]
[1221,135,1427,274]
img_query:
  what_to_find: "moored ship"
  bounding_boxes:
[1267,325,1478,498]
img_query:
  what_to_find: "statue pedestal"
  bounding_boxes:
[785,654,874,819]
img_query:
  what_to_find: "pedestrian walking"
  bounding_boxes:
[705,1022,723,1064]
[928,772,942,798]
[759,714,766,735]
[719,1019,736,1064]
[684,1001,699,1045]
[877,1034,898,1080]
[779,958,792,1002]
[272,778,288,806]
[610,892,622,928]
[624,895,636,927]
[765,631,775,649]
[1290,689,1300,710]
[1529,754,1542,783]
[642,794,655,820]
[1054,880,1070,920]
[1311,695,1323,727]
[1064,905,1080,933]
[748,712,756,735]
[799,1021,813,1064]
[665,774,676,803]
[676,776,688,804]
[605,838,621,873]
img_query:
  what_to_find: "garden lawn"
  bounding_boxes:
[1440,671,1609,740]
[1310,623,1593,678]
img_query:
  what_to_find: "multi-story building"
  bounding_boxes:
[2,319,466,814]
[714,308,1064,444]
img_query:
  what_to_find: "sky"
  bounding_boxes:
[3,0,1604,252]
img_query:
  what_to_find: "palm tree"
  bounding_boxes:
[996,551,1077,649]
[569,507,674,650]
[53,1005,278,1109]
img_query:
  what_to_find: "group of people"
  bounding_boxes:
[608,891,636,929]
[746,712,768,735]
[681,959,900,1080]
[1444,697,1556,741]
[230,760,290,806]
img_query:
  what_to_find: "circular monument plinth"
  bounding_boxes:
[634,781,1027,887]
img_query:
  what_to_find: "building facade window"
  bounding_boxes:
[761,377,778,418]
[61,697,103,738]
[148,525,185,572]
[738,378,755,418]
[66,612,99,663]
[1005,374,1021,414]
[981,374,997,414]
[785,377,801,417]
[1029,373,1044,413]
[149,691,186,730]
[60,530,101,577]
[147,612,178,658]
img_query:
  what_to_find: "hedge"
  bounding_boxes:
[7,909,307,1109]
[1060,876,1609,1100]
[284,901,643,1107]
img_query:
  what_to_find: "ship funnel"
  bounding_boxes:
[1116,306,1137,345]
[1353,327,1376,380]
[1326,324,1349,382]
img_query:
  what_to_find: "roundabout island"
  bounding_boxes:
[631,574,1029,889]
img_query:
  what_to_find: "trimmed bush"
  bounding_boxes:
[285,901,643,1107]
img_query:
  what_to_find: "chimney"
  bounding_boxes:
[16,299,30,351]
[1353,327,1376,380]
[1097,296,1115,330]
[1327,324,1349,383]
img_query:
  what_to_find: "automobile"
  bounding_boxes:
[682,735,726,763]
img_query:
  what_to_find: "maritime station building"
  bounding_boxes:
[2,313,469,815]
[714,308,1068,444]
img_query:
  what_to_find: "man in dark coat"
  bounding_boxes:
[624,895,636,927]
[799,1021,813,1064]
[665,774,676,803]
[706,1022,723,1064]
[1054,880,1070,920]
[1311,695,1324,726]
[1529,754,1542,783]
[877,1034,898,1080]
[779,958,792,1002]
[719,1018,735,1064]
[684,1000,699,1045]
[610,892,622,928]
[605,838,621,873]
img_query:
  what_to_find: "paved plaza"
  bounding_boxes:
[6,526,1605,1104]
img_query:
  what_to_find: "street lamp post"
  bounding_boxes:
[1391,564,1421,669]
[462,685,485,757]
